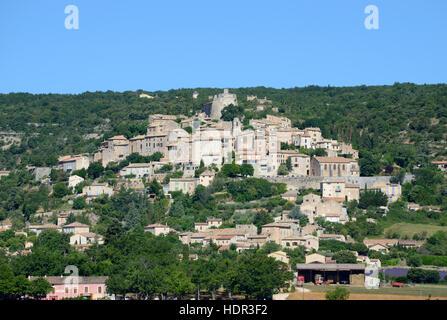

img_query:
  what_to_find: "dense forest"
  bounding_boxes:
[1,83,447,172]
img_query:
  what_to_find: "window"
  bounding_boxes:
[65,287,69,294]
[84,287,89,293]
[98,286,102,294]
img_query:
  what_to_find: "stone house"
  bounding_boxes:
[304,127,323,145]
[281,235,319,251]
[58,155,90,173]
[68,175,84,188]
[70,232,104,246]
[82,183,114,199]
[289,153,311,176]
[318,234,346,242]
[299,193,322,223]
[144,224,171,236]
[28,223,60,236]
[62,222,90,235]
[367,180,401,203]
[268,251,289,264]
[295,133,312,149]
[261,221,301,245]
[315,200,348,224]
[199,170,216,187]
[119,163,154,178]
[94,135,130,167]
[321,179,360,202]
[169,177,198,194]
[432,160,447,171]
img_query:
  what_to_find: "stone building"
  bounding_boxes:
[367,180,402,203]
[93,135,130,167]
[304,127,323,145]
[315,200,348,224]
[58,155,90,173]
[311,157,359,177]
[205,89,238,120]
[299,193,322,223]
[321,179,360,202]
[289,153,311,176]
[199,170,216,187]
[169,177,198,194]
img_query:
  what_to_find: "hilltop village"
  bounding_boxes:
[2,89,403,253]
[2,89,446,300]
[29,92,367,242]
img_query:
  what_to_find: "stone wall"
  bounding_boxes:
[265,174,414,190]
[350,273,365,286]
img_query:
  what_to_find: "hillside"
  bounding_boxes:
[1,83,447,172]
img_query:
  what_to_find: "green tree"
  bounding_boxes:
[52,182,70,198]
[72,197,87,210]
[240,164,254,177]
[332,251,357,264]
[106,274,130,297]
[359,151,380,176]
[0,263,15,298]
[220,163,241,178]
[253,211,273,234]
[87,162,104,179]
[234,253,292,299]
[407,268,440,283]
[407,255,422,267]
[29,277,52,299]
[148,179,163,197]
[359,189,388,209]
[258,242,282,255]
[221,104,244,121]
[104,219,123,245]
[166,269,195,299]
[277,164,289,176]
[288,206,308,227]
[286,157,292,172]
[390,169,405,185]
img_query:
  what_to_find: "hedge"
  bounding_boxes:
[419,255,447,267]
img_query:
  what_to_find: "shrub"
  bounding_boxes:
[382,258,399,266]
[393,276,409,283]
[407,255,422,267]
[419,255,447,267]
[72,197,87,210]
[325,287,350,300]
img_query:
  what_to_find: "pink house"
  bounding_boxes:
[29,276,108,300]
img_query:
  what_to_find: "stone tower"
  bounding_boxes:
[209,89,238,120]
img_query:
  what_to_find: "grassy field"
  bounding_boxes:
[384,223,447,238]
[287,284,447,300]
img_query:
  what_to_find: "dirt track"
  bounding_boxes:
[288,291,447,300]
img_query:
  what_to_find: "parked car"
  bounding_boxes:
[392,282,405,288]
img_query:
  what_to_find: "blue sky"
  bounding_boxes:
[0,0,446,93]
